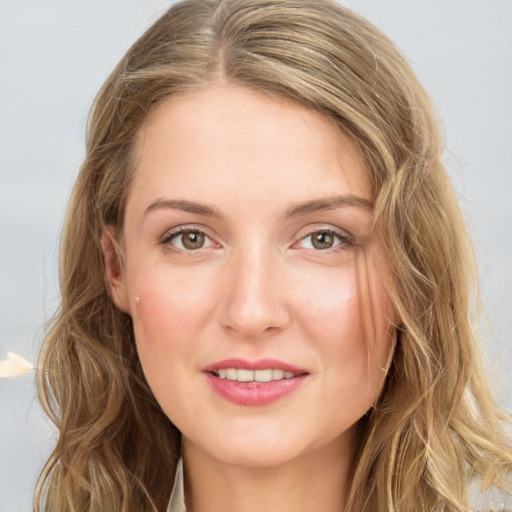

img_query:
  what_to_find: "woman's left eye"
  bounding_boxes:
[298,230,350,250]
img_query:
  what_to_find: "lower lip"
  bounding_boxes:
[205,373,307,406]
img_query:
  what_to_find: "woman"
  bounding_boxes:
[34,0,512,510]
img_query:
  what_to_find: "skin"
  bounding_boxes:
[103,83,394,512]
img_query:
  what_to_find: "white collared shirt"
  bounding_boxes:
[166,458,186,512]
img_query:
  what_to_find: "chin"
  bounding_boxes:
[213,444,303,469]
[190,422,328,470]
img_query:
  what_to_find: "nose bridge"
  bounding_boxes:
[219,242,289,338]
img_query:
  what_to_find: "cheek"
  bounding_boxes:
[292,263,365,348]
[293,259,392,394]
[128,265,218,385]
[132,264,215,335]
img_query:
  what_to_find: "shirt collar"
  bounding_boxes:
[166,457,186,512]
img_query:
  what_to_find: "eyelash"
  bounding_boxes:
[159,226,353,253]
[160,226,215,251]
[296,228,352,251]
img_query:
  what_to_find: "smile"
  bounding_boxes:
[212,368,297,382]
[204,358,308,406]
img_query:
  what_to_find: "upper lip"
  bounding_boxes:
[202,358,308,374]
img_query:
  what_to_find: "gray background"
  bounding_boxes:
[1,1,511,509]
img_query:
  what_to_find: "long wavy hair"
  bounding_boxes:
[34,0,512,510]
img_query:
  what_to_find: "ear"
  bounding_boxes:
[101,229,131,314]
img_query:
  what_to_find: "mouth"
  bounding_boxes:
[211,368,299,382]
[203,358,309,406]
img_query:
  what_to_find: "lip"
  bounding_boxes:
[202,358,306,374]
[203,358,309,406]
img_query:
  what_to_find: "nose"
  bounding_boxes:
[217,248,291,339]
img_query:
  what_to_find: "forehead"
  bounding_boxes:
[128,83,371,216]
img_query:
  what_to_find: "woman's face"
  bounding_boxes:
[105,83,394,468]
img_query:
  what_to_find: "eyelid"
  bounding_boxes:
[159,223,353,252]
[293,225,353,250]
[159,224,219,249]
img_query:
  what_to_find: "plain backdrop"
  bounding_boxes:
[0,1,511,509]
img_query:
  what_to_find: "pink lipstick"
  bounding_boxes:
[203,358,308,406]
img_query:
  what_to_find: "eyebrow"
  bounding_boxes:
[284,195,373,217]
[144,198,224,219]
[143,194,373,220]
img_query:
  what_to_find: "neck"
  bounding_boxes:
[182,436,354,512]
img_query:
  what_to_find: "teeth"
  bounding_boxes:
[214,368,298,382]
[255,369,272,382]
[237,369,254,382]
[272,369,284,380]
[226,368,237,380]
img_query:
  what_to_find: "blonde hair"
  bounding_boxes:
[35,0,512,510]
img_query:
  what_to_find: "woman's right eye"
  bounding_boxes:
[161,229,214,251]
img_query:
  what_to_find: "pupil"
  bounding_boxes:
[183,231,204,249]
[313,232,333,249]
